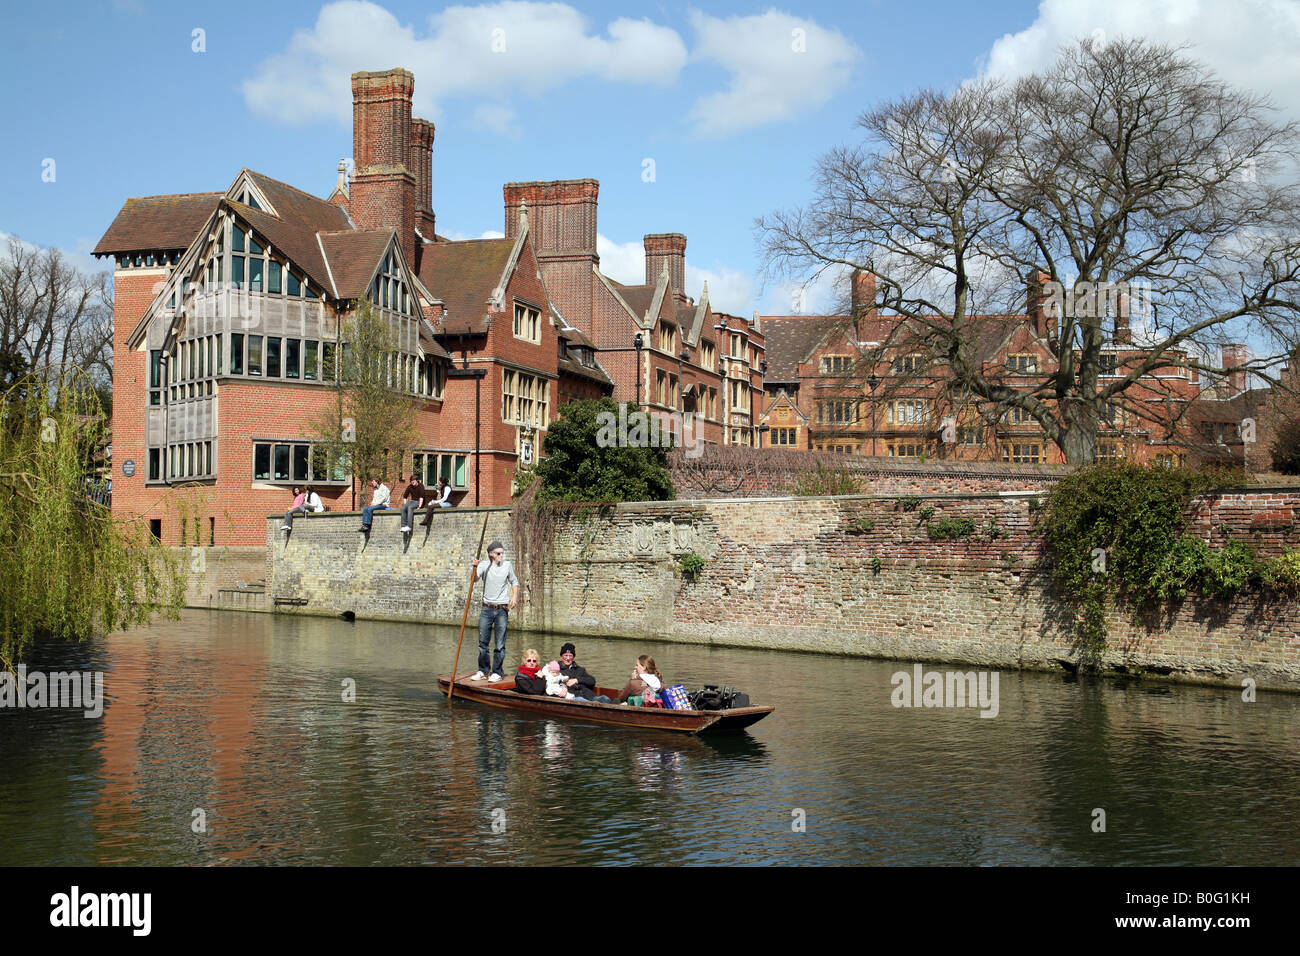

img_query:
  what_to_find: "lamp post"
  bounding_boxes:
[868,374,880,458]
[715,321,728,441]
[633,333,643,407]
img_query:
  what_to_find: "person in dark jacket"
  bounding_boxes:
[513,649,547,695]
[557,642,611,702]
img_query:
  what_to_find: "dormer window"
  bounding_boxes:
[659,323,677,353]
[513,302,541,343]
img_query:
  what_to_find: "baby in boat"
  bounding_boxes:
[542,661,577,699]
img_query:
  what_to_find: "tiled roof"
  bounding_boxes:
[611,283,657,322]
[759,315,846,381]
[93,193,223,255]
[245,170,351,235]
[319,230,393,299]
[558,326,597,349]
[417,238,515,335]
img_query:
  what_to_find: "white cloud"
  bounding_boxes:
[686,10,860,138]
[443,229,506,241]
[595,234,646,286]
[471,104,521,138]
[980,0,1300,121]
[243,1,687,126]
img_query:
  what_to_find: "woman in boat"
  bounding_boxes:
[513,649,548,695]
[617,655,664,705]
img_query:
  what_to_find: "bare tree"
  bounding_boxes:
[760,38,1300,464]
[0,236,114,405]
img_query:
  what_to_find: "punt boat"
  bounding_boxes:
[437,674,773,734]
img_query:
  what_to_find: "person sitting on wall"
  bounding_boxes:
[513,648,548,695]
[281,485,325,532]
[557,642,611,703]
[399,472,425,533]
[420,478,454,528]
[358,477,391,533]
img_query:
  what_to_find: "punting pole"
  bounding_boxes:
[448,512,491,702]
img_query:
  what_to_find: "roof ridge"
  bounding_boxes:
[244,169,338,209]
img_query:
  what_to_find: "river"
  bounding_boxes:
[1,609,1297,865]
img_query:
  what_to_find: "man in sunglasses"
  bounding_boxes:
[470,541,518,683]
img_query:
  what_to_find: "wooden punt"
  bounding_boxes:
[437,674,774,734]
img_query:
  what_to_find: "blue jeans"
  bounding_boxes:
[361,504,387,528]
[477,606,508,677]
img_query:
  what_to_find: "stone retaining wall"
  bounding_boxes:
[266,489,1300,691]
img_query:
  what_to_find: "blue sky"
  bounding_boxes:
[3,0,1297,316]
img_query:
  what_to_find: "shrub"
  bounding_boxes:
[678,551,706,581]
[1261,550,1300,591]
[1203,541,1260,599]
[790,462,861,496]
[927,517,976,540]
[847,517,875,534]
[918,505,936,523]
[870,555,882,574]
[898,496,921,512]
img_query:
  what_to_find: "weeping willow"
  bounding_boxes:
[0,370,185,668]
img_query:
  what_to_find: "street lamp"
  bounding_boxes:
[868,374,881,458]
[633,333,643,407]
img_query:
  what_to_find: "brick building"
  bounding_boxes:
[757,270,1223,465]
[97,67,614,545]
[502,183,766,448]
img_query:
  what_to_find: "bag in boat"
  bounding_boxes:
[661,684,691,710]
[689,685,750,711]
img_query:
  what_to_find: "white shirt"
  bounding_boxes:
[438,484,452,506]
[305,491,324,512]
[370,483,390,508]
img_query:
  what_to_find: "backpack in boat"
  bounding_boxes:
[689,685,750,711]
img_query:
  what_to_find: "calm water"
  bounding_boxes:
[1,609,1298,866]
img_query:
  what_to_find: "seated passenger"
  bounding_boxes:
[557,642,605,700]
[513,649,547,695]
[617,654,664,706]
[543,661,577,699]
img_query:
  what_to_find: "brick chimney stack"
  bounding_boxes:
[350,68,417,267]
[1027,271,1056,340]
[644,233,687,305]
[410,118,436,241]
[850,270,877,317]
[1221,343,1248,395]
[504,179,600,328]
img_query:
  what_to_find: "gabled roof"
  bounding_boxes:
[93,193,223,255]
[318,229,394,299]
[760,315,847,382]
[233,201,337,295]
[243,170,351,234]
[418,238,516,335]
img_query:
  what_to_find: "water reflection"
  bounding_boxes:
[0,609,1298,866]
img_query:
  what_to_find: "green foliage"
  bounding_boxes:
[927,517,976,540]
[0,371,185,666]
[529,398,674,503]
[870,555,883,574]
[1260,550,1300,591]
[847,516,875,534]
[898,496,921,512]
[1040,462,1252,654]
[918,505,936,523]
[678,551,706,581]
[308,300,418,489]
[981,518,1007,540]
[791,461,861,496]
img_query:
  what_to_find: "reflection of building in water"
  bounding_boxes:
[92,630,271,861]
